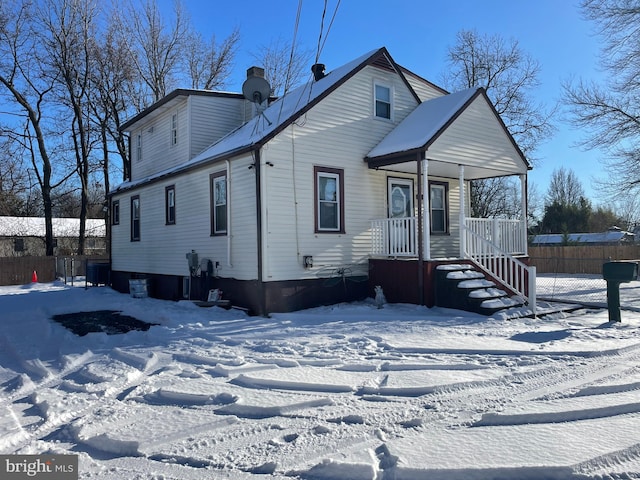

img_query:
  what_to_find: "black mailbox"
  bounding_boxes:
[602,261,638,282]
[602,261,639,322]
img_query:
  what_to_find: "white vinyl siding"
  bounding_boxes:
[426,96,528,175]
[111,155,258,280]
[129,95,247,182]
[402,71,446,102]
[131,104,189,181]
[189,95,245,158]
[260,64,418,281]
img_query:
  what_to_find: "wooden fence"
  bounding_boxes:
[0,255,108,286]
[529,245,640,274]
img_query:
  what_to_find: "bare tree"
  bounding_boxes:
[250,37,313,96]
[443,30,555,218]
[564,0,640,195]
[469,176,521,218]
[186,27,239,90]
[0,0,71,255]
[38,0,99,254]
[0,136,30,215]
[444,29,554,156]
[545,166,586,207]
[125,0,190,104]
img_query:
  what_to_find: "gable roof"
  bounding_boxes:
[121,90,245,131]
[186,48,401,163]
[365,87,530,175]
[113,47,403,193]
[367,87,480,160]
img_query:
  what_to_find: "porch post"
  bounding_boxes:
[416,154,424,306]
[520,174,528,256]
[459,165,465,258]
[422,157,430,260]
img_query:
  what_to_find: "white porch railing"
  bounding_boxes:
[462,224,536,314]
[464,218,527,255]
[370,216,536,314]
[371,217,417,257]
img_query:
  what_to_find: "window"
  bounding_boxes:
[430,182,448,234]
[210,172,227,235]
[374,83,391,119]
[131,195,140,241]
[112,200,120,225]
[165,186,176,225]
[14,238,24,252]
[315,166,344,233]
[170,113,178,146]
[136,133,142,162]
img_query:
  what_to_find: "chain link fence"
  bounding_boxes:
[536,273,607,307]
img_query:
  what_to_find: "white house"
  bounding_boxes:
[110,47,534,315]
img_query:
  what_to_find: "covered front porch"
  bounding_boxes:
[364,87,536,313]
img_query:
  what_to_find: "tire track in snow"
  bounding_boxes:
[2,350,169,454]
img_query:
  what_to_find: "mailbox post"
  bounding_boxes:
[602,261,639,322]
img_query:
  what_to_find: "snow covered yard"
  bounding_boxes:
[1,277,640,479]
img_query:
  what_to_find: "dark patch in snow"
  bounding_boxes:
[52,310,158,336]
[509,330,572,344]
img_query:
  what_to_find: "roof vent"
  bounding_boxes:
[311,63,325,81]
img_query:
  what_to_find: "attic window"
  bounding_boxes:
[374,83,392,120]
[170,113,178,146]
[136,133,142,162]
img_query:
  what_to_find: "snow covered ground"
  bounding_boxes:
[1,275,640,479]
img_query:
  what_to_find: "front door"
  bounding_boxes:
[387,178,415,255]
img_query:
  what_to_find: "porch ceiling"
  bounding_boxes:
[365,87,530,180]
[369,158,519,180]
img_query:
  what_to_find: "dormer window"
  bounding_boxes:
[170,112,178,146]
[374,83,392,120]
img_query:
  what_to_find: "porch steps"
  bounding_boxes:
[434,264,525,316]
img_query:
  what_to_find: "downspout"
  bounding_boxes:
[226,159,232,267]
[254,148,267,315]
[416,152,424,305]
[459,165,465,259]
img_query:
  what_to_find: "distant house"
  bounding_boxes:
[110,47,534,315]
[531,227,635,246]
[0,216,106,257]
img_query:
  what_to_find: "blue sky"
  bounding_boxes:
[178,0,606,203]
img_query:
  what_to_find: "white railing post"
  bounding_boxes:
[529,265,537,316]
